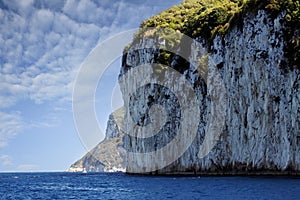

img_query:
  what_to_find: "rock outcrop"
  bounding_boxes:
[67,108,126,172]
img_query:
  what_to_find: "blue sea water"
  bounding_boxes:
[0,172,299,199]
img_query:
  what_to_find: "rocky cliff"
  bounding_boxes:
[120,0,300,174]
[67,108,126,172]
[69,0,300,175]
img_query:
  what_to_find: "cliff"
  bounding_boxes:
[68,0,300,175]
[120,0,300,174]
[67,108,126,172]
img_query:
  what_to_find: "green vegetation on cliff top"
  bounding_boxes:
[136,0,299,69]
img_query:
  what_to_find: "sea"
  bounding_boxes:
[0,172,299,199]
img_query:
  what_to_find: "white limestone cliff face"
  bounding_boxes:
[120,10,300,174]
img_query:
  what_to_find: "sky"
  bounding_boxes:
[0,0,182,172]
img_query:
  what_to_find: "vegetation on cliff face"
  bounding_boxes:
[134,0,299,69]
[270,0,300,69]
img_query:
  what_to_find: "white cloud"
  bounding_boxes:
[29,70,74,104]
[1,0,176,109]
[2,0,34,17]
[31,9,54,33]
[0,5,100,107]
[0,155,13,166]
[0,96,17,109]
[0,112,23,147]
[63,0,98,23]
[0,0,181,149]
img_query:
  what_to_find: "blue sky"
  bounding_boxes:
[0,0,181,172]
